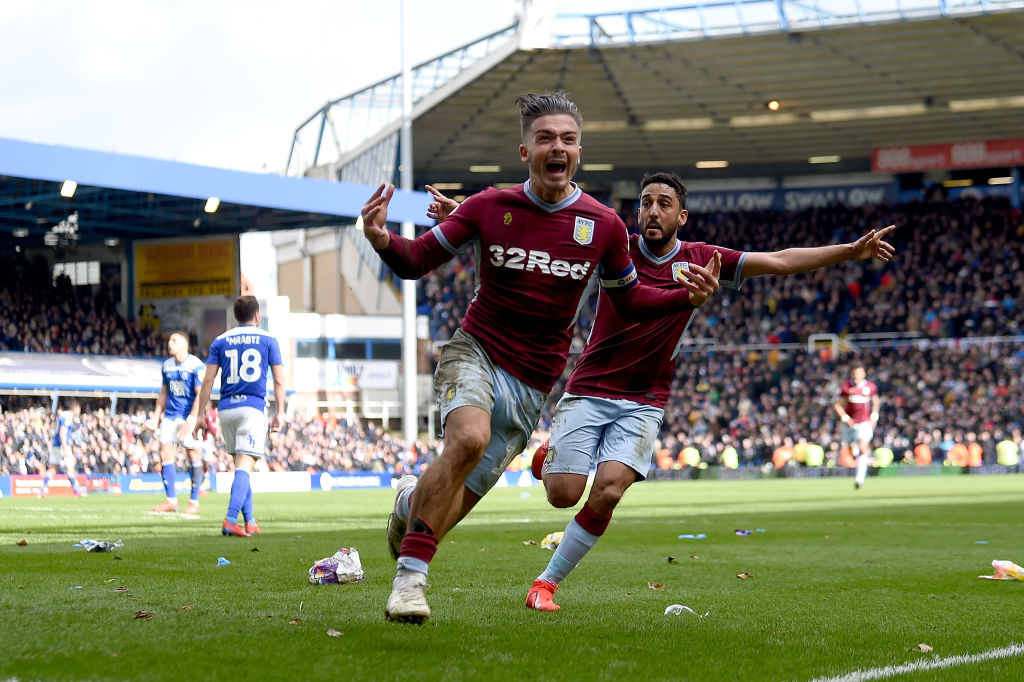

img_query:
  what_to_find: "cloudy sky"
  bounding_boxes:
[0,0,631,173]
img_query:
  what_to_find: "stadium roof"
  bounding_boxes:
[291,0,1024,185]
[0,137,432,248]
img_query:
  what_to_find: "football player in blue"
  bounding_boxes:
[147,331,206,513]
[194,296,286,536]
[41,399,83,497]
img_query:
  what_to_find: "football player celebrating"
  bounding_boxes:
[362,92,720,624]
[421,172,895,611]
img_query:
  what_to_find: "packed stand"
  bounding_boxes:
[0,253,165,356]
[0,397,443,478]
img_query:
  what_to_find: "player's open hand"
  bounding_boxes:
[682,251,721,307]
[270,410,285,433]
[361,183,394,250]
[850,225,895,263]
[425,185,459,222]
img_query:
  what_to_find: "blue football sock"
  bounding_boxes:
[67,473,80,495]
[242,486,254,523]
[226,470,249,523]
[538,518,601,585]
[189,462,204,502]
[41,474,51,493]
[161,462,176,501]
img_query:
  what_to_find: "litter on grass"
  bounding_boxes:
[216,557,231,566]
[77,539,124,552]
[541,532,563,550]
[664,604,709,618]
[308,547,364,584]
[678,533,706,540]
[978,559,1024,580]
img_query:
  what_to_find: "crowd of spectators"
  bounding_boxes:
[0,253,165,356]
[2,195,1022,477]
[0,397,444,478]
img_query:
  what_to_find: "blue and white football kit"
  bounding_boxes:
[157,353,205,505]
[207,325,283,528]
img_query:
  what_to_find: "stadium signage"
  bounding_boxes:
[134,236,238,299]
[686,184,893,213]
[872,138,1024,172]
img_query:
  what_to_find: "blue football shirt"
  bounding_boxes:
[162,354,205,419]
[206,325,282,412]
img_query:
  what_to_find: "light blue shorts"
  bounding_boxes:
[841,421,874,445]
[218,406,267,458]
[434,329,547,497]
[545,393,664,481]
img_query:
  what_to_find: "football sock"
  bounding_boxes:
[189,462,204,501]
[161,462,176,501]
[855,455,869,485]
[67,474,80,495]
[396,488,413,522]
[41,474,51,493]
[226,470,249,523]
[396,517,437,576]
[539,504,611,585]
[242,486,254,523]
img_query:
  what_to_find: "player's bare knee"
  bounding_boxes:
[545,481,584,508]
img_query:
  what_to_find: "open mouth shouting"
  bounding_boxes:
[545,159,568,177]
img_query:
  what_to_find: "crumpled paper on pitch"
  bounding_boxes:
[541,532,564,550]
[978,559,1024,580]
[309,547,365,584]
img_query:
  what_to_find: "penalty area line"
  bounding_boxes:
[808,642,1024,682]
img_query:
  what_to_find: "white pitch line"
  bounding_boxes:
[808,643,1024,682]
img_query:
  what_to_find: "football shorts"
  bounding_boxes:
[434,329,547,496]
[218,406,268,458]
[545,393,664,481]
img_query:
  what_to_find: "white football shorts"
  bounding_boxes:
[158,416,203,450]
[217,406,268,458]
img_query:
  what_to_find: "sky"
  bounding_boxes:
[0,0,632,174]
[0,0,669,296]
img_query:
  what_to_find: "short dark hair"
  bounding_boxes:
[515,92,582,140]
[233,295,260,324]
[640,172,688,209]
[169,330,189,346]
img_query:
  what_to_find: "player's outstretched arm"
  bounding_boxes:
[743,225,896,277]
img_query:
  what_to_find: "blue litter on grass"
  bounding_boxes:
[756,529,766,533]
[975,541,989,544]
[69,586,83,590]
[217,557,231,566]
[735,530,752,536]
[678,533,706,540]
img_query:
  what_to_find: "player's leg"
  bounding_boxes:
[528,399,654,611]
[184,447,203,513]
[153,419,180,511]
[64,451,83,496]
[218,408,254,536]
[223,451,257,536]
[853,423,872,488]
[387,331,545,623]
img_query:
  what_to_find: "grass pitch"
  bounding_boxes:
[2,475,1024,681]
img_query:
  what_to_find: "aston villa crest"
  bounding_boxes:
[672,261,691,282]
[573,216,595,245]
